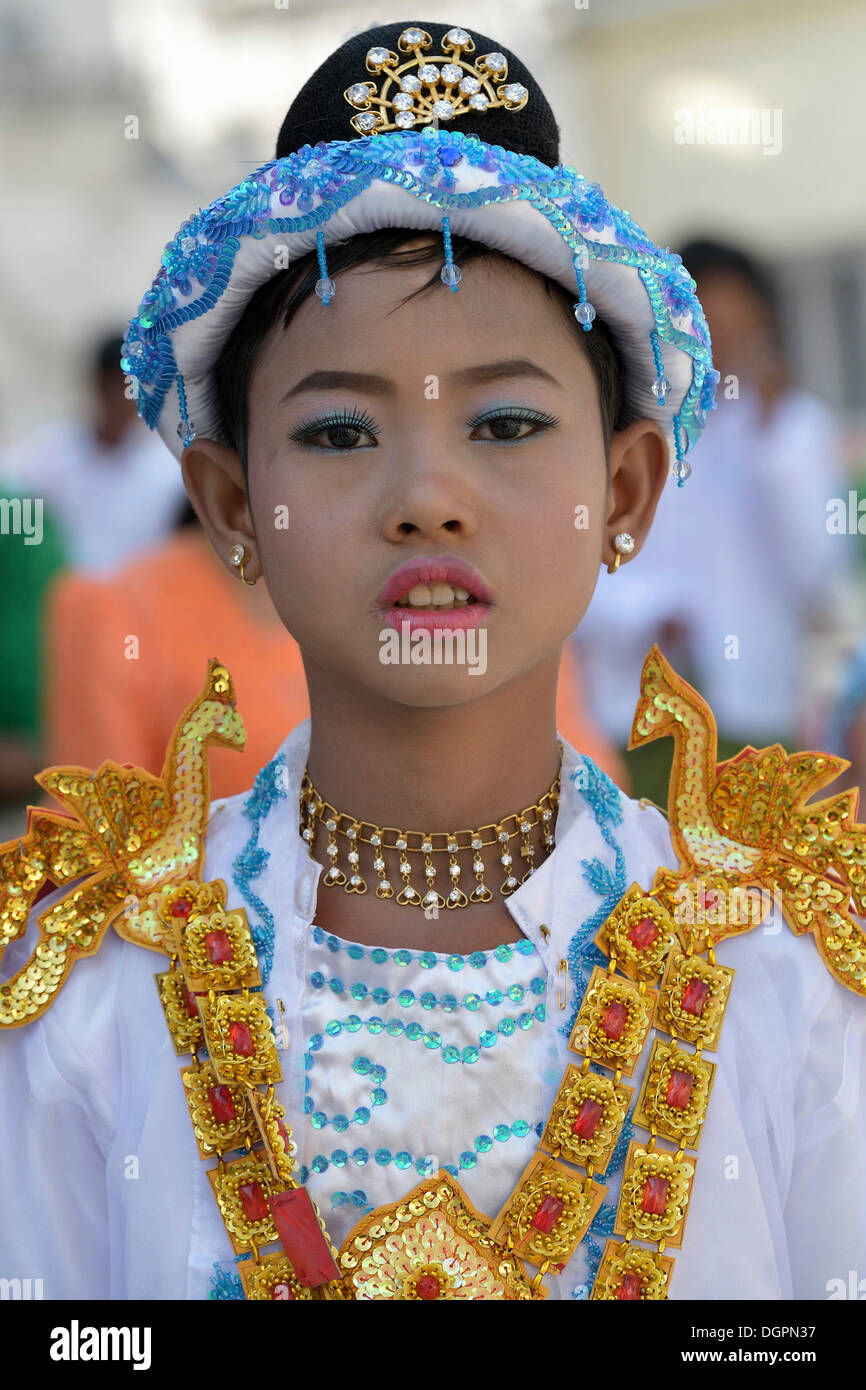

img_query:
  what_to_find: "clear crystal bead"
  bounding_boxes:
[399,859,411,874]
[502,82,527,102]
[347,83,370,106]
[506,876,517,888]
[520,821,531,834]
[373,857,385,871]
[673,458,692,483]
[498,830,508,842]
[473,859,484,874]
[350,875,361,885]
[370,834,381,846]
[327,844,338,858]
[418,63,439,81]
[393,92,414,110]
[367,46,390,64]
[401,74,422,93]
[180,235,196,255]
[424,891,438,904]
[446,27,470,44]
[441,64,462,83]
[380,880,391,892]
[574,302,596,326]
[472,837,483,850]
[652,376,671,400]
[421,840,433,852]
[395,112,416,128]
[302,827,312,841]
[354,111,379,132]
[432,100,454,119]
[401,27,426,44]
[501,853,512,867]
[346,827,357,839]
[327,867,338,880]
[469,93,489,109]
[396,838,407,850]
[440,263,462,287]
[425,865,436,878]
[459,75,480,94]
[542,809,552,821]
[449,864,460,878]
[315,278,336,302]
[485,52,507,71]
[348,850,359,865]
[306,800,316,814]
[406,887,417,898]
[450,889,460,901]
[325,819,336,831]
[447,841,458,853]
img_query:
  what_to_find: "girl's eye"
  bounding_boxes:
[468,409,559,443]
[289,409,379,451]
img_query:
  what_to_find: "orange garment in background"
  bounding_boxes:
[44,529,628,799]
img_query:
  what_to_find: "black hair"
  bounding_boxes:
[677,237,781,343]
[213,227,625,478]
[92,333,126,378]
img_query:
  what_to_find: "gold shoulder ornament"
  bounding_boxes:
[1,646,863,1300]
[0,659,245,1028]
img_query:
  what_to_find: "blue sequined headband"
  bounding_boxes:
[123,126,718,483]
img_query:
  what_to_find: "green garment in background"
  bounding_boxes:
[0,482,67,739]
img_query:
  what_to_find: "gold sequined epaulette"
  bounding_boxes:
[0,660,245,1029]
[629,645,866,999]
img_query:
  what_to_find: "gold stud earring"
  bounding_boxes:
[607,531,635,575]
[229,543,257,586]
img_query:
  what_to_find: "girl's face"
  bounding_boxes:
[237,249,654,707]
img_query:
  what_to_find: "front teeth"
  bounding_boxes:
[397,582,475,608]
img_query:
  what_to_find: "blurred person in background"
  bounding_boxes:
[42,499,625,799]
[0,332,187,576]
[573,237,854,803]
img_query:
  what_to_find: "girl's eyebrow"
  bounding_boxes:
[280,358,562,405]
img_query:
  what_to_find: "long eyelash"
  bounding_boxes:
[467,405,561,430]
[288,406,380,443]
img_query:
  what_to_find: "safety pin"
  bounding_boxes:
[556,959,569,1011]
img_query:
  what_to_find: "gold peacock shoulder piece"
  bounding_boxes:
[632,645,866,998]
[0,659,245,1028]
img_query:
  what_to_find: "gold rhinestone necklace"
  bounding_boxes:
[299,753,561,911]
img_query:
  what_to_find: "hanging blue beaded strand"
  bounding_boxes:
[649,329,670,406]
[672,413,691,486]
[176,371,196,447]
[440,215,462,292]
[572,252,596,332]
[315,229,336,306]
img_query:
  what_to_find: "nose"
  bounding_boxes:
[378,450,480,543]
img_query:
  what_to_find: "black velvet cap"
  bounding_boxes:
[276,20,561,165]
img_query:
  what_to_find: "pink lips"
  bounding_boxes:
[379,554,493,632]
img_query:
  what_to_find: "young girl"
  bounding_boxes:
[1,21,863,1303]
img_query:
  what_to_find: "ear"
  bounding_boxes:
[603,418,670,569]
[180,438,261,581]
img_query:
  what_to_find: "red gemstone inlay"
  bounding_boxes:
[271,1281,295,1300]
[209,1084,238,1125]
[238,1181,269,1224]
[601,1000,628,1041]
[229,1021,255,1056]
[269,1187,341,1287]
[617,1271,643,1300]
[571,1098,604,1140]
[628,915,659,950]
[642,1176,669,1215]
[180,983,199,1019]
[276,1119,291,1152]
[531,1194,565,1233]
[681,978,711,1016]
[205,928,234,964]
[666,1068,694,1111]
[171,897,193,918]
[415,1275,441,1300]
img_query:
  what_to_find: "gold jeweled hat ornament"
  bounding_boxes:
[343,26,528,135]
